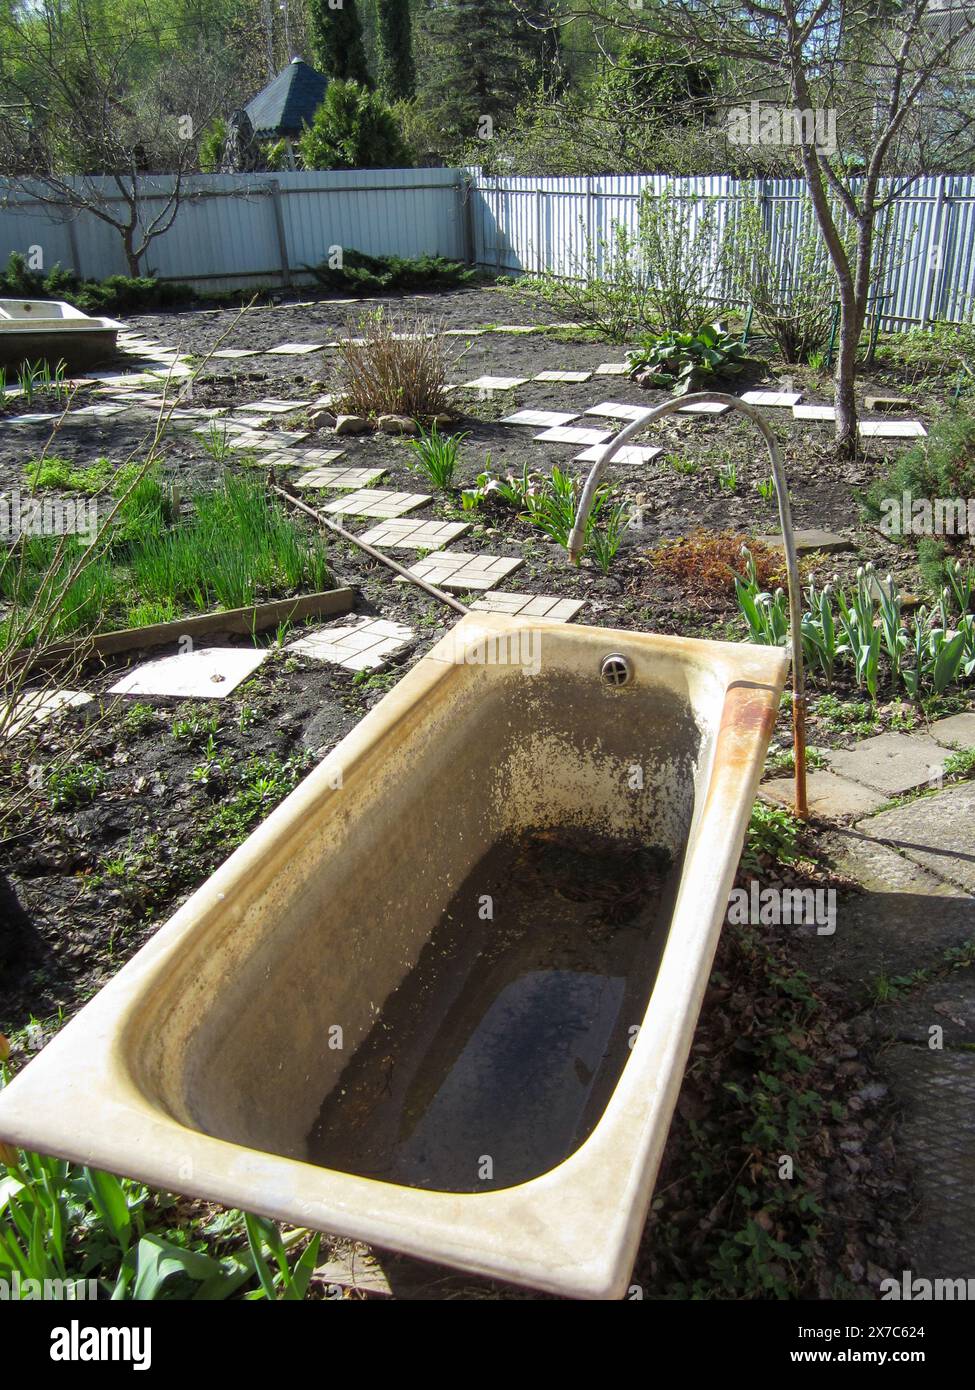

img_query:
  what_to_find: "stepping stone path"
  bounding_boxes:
[109,647,267,700]
[595,363,629,375]
[287,616,414,672]
[534,425,612,445]
[460,376,529,390]
[295,466,385,490]
[501,409,579,427]
[533,370,592,383]
[0,689,92,739]
[585,401,649,421]
[793,404,836,421]
[858,419,927,438]
[358,519,470,550]
[574,443,662,464]
[677,401,731,415]
[740,390,802,407]
[321,489,431,519]
[471,593,585,621]
[403,551,523,592]
[267,343,324,354]
[826,730,947,797]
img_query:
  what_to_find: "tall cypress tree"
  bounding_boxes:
[307,0,371,86]
[375,0,415,101]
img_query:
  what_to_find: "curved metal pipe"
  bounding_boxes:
[567,390,808,819]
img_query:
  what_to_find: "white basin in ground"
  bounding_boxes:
[0,615,787,1298]
[0,299,123,370]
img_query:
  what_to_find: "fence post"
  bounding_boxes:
[269,179,291,288]
[66,215,83,279]
[535,184,544,275]
[458,172,476,266]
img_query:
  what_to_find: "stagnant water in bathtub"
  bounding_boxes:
[306,826,677,1192]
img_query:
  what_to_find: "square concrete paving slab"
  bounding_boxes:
[236,399,310,414]
[930,712,975,748]
[0,689,93,739]
[287,616,414,672]
[321,489,431,519]
[301,447,346,461]
[267,343,324,354]
[470,593,584,621]
[827,730,947,795]
[533,425,612,445]
[574,443,662,464]
[677,401,731,415]
[460,376,529,390]
[740,390,802,407]
[858,419,927,438]
[211,348,260,358]
[595,363,629,375]
[793,404,836,421]
[243,431,310,448]
[584,401,649,421]
[357,518,469,549]
[404,551,524,591]
[501,409,579,427]
[857,780,975,893]
[491,325,539,334]
[444,328,487,336]
[761,771,888,818]
[109,647,267,700]
[533,370,592,383]
[295,466,384,490]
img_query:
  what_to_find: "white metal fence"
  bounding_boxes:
[470,172,975,330]
[1,167,974,328]
[0,169,471,292]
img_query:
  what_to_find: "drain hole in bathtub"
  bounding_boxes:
[600,653,632,687]
[307,827,677,1193]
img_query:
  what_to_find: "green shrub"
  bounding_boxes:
[307,248,474,294]
[298,79,410,170]
[863,409,975,541]
[0,252,193,317]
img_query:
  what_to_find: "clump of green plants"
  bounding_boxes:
[171,709,219,745]
[1,1035,320,1299]
[405,423,469,489]
[735,551,975,700]
[863,409,975,569]
[0,251,192,317]
[24,456,113,495]
[626,323,756,395]
[461,460,627,570]
[46,760,104,809]
[742,802,803,872]
[306,247,475,294]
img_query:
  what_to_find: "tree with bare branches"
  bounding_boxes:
[545,1,975,452]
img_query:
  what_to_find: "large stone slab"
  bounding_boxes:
[877,1042,975,1279]
[109,647,267,700]
[574,443,662,464]
[929,712,975,749]
[740,390,802,407]
[827,731,946,795]
[501,410,579,427]
[858,419,927,438]
[857,779,975,892]
[761,770,888,818]
[757,528,856,555]
[788,828,975,989]
[584,402,649,421]
[0,689,92,739]
[793,403,836,421]
[534,425,612,446]
[460,376,528,391]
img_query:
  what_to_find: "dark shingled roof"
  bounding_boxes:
[244,58,329,140]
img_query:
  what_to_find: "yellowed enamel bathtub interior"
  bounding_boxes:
[0,614,787,1298]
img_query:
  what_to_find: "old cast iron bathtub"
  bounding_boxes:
[0,614,787,1298]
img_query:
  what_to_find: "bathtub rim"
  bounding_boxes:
[0,614,788,1299]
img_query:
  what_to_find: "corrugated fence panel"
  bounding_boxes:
[0,170,466,292]
[3,168,975,325]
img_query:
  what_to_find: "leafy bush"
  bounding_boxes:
[298,79,410,170]
[332,309,450,418]
[729,200,838,364]
[0,252,193,316]
[307,248,475,294]
[863,408,975,551]
[627,323,755,394]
